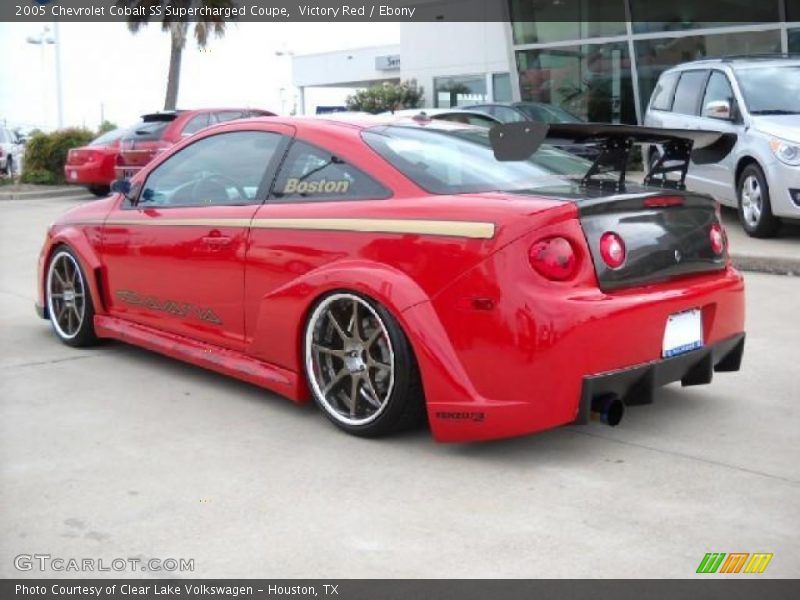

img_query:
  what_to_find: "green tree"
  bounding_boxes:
[97,120,118,135]
[346,80,424,114]
[117,1,232,110]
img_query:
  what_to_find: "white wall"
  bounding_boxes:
[293,44,401,88]
[400,17,514,107]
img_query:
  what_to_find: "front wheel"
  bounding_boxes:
[304,292,424,438]
[46,247,98,347]
[738,164,780,238]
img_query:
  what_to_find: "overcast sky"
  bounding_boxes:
[0,21,400,132]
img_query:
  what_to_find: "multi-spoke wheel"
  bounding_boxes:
[738,163,780,238]
[46,247,98,347]
[304,292,424,437]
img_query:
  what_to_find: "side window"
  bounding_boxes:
[216,110,245,123]
[181,113,211,136]
[671,70,709,116]
[650,71,680,111]
[138,131,282,208]
[701,71,736,117]
[271,140,390,202]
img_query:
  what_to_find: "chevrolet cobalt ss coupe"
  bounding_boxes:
[36,117,745,442]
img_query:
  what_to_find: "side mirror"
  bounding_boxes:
[703,100,732,121]
[110,178,131,196]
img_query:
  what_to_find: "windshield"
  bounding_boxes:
[362,125,591,195]
[735,66,800,115]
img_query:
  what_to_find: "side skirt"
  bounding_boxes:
[94,315,308,403]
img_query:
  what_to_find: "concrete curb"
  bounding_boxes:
[732,255,800,277]
[0,187,88,201]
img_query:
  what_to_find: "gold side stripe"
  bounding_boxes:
[66,218,496,240]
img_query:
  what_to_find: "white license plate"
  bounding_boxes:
[70,170,77,180]
[662,309,703,358]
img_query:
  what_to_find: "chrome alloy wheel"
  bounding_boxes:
[47,250,86,340]
[740,174,763,227]
[305,293,395,426]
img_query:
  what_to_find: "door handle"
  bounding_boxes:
[202,235,232,246]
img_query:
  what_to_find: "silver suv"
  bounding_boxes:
[644,57,800,237]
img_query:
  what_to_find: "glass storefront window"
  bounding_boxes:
[509,0,627,45]
[629,0,781,33]
[790,29,800,54]
[635,29,781,115]
[516,42,636,124]
[492,73,513,102]
[434,75,487,108]
[785,0,800,21]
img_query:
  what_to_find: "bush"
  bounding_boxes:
[21,128,95,185]
[346,80,423,114]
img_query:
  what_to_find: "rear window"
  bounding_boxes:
[123,115,177,141]
[671,70,709,116]
[650,71,680,111]
[362,125,591,195]
[89,128,127,146]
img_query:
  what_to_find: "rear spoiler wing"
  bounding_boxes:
[489,122,737,192]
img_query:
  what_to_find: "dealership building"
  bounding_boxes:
[293,0,800,123]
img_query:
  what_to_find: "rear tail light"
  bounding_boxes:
[599,232,626,269]
[709,223,725,255]
[643,196,684,208]
[529,237,578,281]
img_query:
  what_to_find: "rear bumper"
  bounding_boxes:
[575,333,744,424]
[64,163,113,186]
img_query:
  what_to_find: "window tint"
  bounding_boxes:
[701,71,736,116]
[139,132,281,207]
[671,70,709,115]
[124,120,172,142]
[182,113,211,136]
[362,125,591,195]
[271,140,390,202]
[650,71,679,111]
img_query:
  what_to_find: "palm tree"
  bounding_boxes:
[117,1,234,110]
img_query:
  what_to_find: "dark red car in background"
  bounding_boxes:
[64,128,128,197]
[115,108,276,179]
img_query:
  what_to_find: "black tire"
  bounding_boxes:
[737,163,780,238]
[303,291,425,438]
[88,185,110,197]
[45,246,99,347]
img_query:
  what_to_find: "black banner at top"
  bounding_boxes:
[4,0,800,23]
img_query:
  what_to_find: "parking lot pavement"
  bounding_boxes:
[721,208,800,272]
[1,196,799,579]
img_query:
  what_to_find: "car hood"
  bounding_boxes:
[751,115,800,142]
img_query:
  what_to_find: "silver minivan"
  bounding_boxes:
[644,57,800,237]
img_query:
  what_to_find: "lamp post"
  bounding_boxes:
[275,49,296,115]
[26,24,64,130]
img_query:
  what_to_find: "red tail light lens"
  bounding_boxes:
[529,237,577,281]
[643,196,684,208]
[599,232,626,269]
[710,223,725,255]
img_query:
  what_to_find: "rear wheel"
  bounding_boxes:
[46,247,98,347]
[304,292,424,438]
[88,185,110,197]
[738,163,780,238]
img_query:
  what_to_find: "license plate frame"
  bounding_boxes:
[662,309,704,358]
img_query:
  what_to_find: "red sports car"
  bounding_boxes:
[36,116,745,442]
[64,128,128,197]
[115,108,276,180]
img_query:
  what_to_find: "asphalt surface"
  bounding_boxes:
[1,195,798,579]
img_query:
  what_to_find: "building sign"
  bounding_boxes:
[375,54,401,71]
